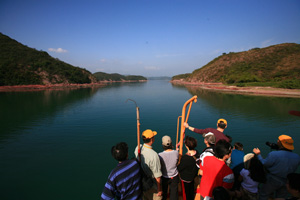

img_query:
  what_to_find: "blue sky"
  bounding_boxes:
[1,0,300,77]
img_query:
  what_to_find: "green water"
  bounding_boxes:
[0,80,299,200]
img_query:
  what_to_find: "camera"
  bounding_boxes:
[266,142,279,150]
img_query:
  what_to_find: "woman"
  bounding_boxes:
[178,136,200,200]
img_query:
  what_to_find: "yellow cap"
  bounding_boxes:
[142,129,157,139]
[278,135,294,150]
[217,118,227,125]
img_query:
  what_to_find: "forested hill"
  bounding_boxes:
[93,72,146,82]
[172,43,300,89]
[0,33,97,86]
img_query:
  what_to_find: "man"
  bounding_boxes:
[158,135,179,200]
[135,129,162,200]
[253,135,300,200]
[101,142,142,200]
[184,118,230,143]
[199,139,234,200]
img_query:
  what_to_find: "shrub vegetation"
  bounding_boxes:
[172,43,300,89]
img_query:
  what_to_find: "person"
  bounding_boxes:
[285,173,300,200]
[230,142,245,189]
[158,135,179,200]
[237,153,266,200]
[135,129,162,200]
[199,132,216,167]
[184,119,230,143]
[253,135,300,200]
[101,142,142,200]
[213,186,231,200]
[178,136,200,200]
[198,139,234,200]
[274,173,300,200]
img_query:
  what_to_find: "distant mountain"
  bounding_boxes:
[147,76,171,80]
[172,43,300,89]
[0,33,96,86]
[93,72,147,82]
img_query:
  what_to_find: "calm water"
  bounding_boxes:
[0,80,300,200]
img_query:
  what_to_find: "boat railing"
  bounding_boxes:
[177,95,198,160]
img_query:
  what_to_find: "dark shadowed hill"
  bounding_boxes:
[0,33,97,86]
[93,72,147,82]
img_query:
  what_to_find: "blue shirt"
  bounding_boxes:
[230,149,245,175]
[101,159,142,200]
[258,150,300,181]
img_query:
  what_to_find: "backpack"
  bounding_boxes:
[135,159,154,191]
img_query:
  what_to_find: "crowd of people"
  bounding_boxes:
[100,119,300,200]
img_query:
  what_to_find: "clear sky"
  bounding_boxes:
[1,0,300,77]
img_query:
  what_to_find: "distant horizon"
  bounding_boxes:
[1,0,300,77]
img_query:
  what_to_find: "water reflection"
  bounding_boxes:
[175,85,300,122]
[0,87,101,139]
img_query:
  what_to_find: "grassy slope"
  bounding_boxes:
[173,43,300,89]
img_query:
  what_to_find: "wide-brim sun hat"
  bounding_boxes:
[278,135,294,150]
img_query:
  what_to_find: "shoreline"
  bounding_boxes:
[170,80,300,98]
[0,83,106,92]
[0,80,147,92]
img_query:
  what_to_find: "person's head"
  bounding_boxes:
[217,118,227,129]
[234,142,243,151]
[142,129,157,144]
[248,155,266,183]
[286,173,300,197]
[184,135,197,150]
[243,153,255,169]
[212,186,230,200]
[277,135,294,151]
[162,135,173,150]
[203,132,216,147]
[111,142,128,162]
[215,139,232,160]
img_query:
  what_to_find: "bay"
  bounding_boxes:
[0,80,299,200]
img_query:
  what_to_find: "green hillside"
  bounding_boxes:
[172,43,300,89]
[93,72,147,81]
[0,33,96,86]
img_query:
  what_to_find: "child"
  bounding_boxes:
[238,153,266,200]
[230,142,245,189]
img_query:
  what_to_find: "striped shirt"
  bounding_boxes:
[101,159,142,200]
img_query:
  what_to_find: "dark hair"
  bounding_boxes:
[111,142,128,162]
[142,136,151,143]
[218,121,227,129]
[162,144,173,150]
[213,186,230,200]
[184,136,197,150]
[287,173,300,192]
[248,156,266,183]
[215,140,232,159]
[234,142,243,150]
